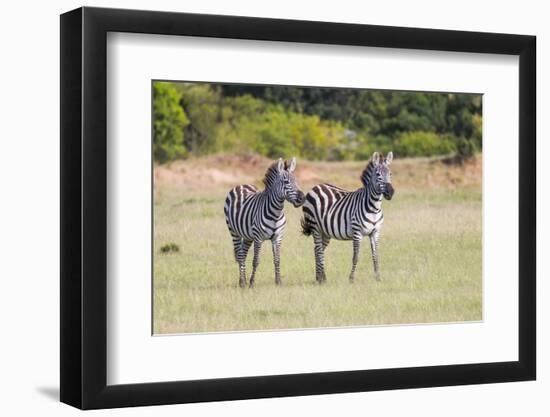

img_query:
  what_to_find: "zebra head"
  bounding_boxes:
[269,157,305,207]
[369,151,394,200]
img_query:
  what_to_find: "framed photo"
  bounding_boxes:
[60,6,536,409]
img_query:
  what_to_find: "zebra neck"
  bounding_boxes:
[261,188,285,212]
[364,185,383,213]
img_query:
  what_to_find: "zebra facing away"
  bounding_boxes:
[301,152,394,283]
[224,158,305,288]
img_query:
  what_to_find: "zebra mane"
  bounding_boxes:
[263,162,282,188]
[360,155,383,187]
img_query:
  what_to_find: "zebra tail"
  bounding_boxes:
[301,216,314,236]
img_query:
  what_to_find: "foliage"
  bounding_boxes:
[153,82,482,163]
[394,131,456,157]
[177,83,221,155]
[153,82,190,163]
[226,108,345,160]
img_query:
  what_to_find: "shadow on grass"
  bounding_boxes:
[186,279,326,291]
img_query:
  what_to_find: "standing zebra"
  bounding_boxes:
[224,158,305,288]
[301,152,394,283]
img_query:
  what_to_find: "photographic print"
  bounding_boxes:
[152,81,482,334]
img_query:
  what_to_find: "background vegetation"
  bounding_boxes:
[153,82,482,163]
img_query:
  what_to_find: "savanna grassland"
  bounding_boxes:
[153,154,482,334]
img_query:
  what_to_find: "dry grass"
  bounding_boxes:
[153,155,482,334]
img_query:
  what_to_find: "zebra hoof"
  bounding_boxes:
[349,276,355,283]
[374,274,381,282]
[239,280,246,288]
[249,281,255,288]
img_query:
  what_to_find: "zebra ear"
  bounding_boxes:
[385,152,393,165]
[288,157,297,173]
[371,152,380,166]
[277,158,284,172]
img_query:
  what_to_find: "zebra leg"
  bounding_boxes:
[369,230,381,281]
[271,236,283,286]
[231,233,241,262]
[321,237,330,282]
[349,236,362,283]
[238,239,252,288]
[313,233,329,283]
[249,240,263,288]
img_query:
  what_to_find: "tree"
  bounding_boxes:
[394,131,456,157]
[152,82,483,163]
[153,83,189,163]
[177,83,222,155]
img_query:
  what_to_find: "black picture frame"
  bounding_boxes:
[60,6,536,410]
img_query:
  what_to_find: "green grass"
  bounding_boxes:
[153,159,482,334]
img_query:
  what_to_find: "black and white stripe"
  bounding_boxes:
[301,152,394,283]
[224,158,305,287]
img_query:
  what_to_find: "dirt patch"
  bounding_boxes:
[296,166,321,183]
[154,154,482,193]
[155,162,255,191]
[154,154,324,191]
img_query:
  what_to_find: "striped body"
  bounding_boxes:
[224,158,305,287]
[224,184,287,243]
[301,152,394,283]
[302,184,384,241]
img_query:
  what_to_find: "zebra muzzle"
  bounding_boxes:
[291,191,306,207]
[383,183,394,200]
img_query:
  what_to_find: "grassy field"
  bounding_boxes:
[153,155,482,334]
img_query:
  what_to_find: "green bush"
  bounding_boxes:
[177,83,222,155]
[454,136,477,163]
[218,102,345,160]
[353,134,394,161]
[153,83,190,163]
[152,82,482,163]
[394,131,457,157]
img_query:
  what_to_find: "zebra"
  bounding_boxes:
[224,157,305,288]
[301,152,394,283]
